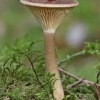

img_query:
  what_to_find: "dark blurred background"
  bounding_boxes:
[0,0,100,81]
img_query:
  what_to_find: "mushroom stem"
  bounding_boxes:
[44,32,64,100]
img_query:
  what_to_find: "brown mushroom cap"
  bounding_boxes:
[28,0,77,4]
[21,0,79,7]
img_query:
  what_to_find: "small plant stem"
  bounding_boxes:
[44,33,64,100]
[96,71,100,84]
[58,51,83,66]
[59,68,100,87]
[26,55,42,85]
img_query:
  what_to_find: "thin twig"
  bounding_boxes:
[58,51,83,66]
[94,83,100,100]
[58,68,100,87]
[66,78,85,90]
[59,68,80,80]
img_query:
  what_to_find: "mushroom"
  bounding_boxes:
[20,0,79,100]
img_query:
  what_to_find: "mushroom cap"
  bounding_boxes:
[20,0,79,33]
[20,0,79,8]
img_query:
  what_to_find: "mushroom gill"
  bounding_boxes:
[27,6,72,33]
